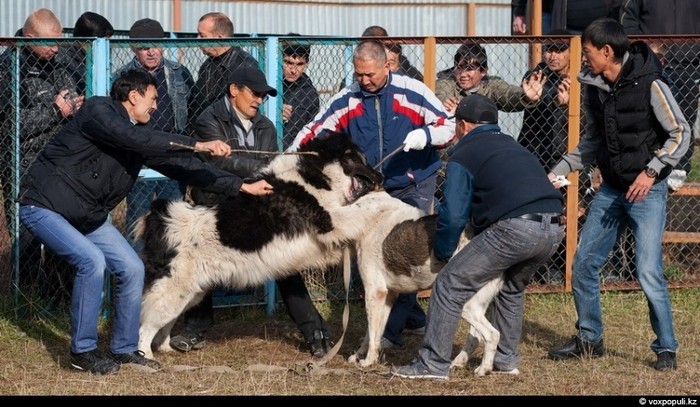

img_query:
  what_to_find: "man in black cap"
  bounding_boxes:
[170,66,334,359]
[517,29,587,285]
[391,94,565,380]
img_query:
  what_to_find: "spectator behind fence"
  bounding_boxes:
[547,18,691,372]
[620,0,700,192]
[518,30,573,172]
[0,8,84,300]
[517,29,593,284]
[391,95,565,380]
[435,43,545,116]
[113,18,195,239]
[187,12,258,135]
[289,40,455,351]
[18,68,273,375]
[433,42,545,202]
[339,25,423,90]
[68,11,114,95]
[386,43,424,82]
[361,26,422,82]
[512,0,622,35]
[518,29,596,206]
[281,36,320,148]
[170,66,333,359]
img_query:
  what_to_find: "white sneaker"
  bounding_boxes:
[492,366,520,375]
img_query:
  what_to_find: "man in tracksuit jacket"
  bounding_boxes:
[289,40,455,349]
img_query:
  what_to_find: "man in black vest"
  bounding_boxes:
[547,18,691,372]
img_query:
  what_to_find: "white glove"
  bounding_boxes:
[668,169,687,192]
[403,128,428,152]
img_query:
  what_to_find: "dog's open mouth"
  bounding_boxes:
[349,172,383,202]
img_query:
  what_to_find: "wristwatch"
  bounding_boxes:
[645,167,658,178]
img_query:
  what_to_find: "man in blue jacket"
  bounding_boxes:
[19,69,273,375]
[289,39,455,351]
[392,95,565,380]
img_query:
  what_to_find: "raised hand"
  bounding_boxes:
[557,77,571,106]
[522,70,546,102]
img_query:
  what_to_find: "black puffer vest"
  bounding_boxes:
[583,41,668,192]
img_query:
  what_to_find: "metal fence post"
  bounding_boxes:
[264,35,280,316]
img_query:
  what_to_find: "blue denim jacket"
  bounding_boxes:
[112,58,195,133]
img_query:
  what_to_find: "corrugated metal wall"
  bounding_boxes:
[0,0,511,37]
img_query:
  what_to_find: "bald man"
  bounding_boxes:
[0,8,85,308]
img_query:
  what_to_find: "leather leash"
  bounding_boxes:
[306,246,353,367]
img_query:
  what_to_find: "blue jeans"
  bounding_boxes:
[20,204,145,354]
[417,214,564,375]
[572,181,678,354]
[381,175,436,344]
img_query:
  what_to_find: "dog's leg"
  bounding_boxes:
[469,278,504,376]
[348,281,390,365]
[356,285,395,367]
[450,307,483,369]
[139,272,201,359]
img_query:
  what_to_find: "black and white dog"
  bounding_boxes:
[133,133,385,359]
[134,132,504,375]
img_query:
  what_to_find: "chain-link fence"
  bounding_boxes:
[1,34,699,315]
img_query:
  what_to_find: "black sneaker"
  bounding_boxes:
[548,335,605,360]
[170,331,206,352]
[654,351,677,371]
[70,349,120,375]
[109,350,161,370]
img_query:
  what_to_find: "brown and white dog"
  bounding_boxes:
[133,133,386,360]
[347,191,505,376]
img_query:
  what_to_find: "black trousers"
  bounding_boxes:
[181,272,328,343]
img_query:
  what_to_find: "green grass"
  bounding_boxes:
[685,144,700,182]
[1,289,699,396]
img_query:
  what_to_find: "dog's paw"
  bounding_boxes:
[359,356,378,368]
[348,354,359,364]
[450,351,470,369]
[474,365,493,377]
[155,342,176,354]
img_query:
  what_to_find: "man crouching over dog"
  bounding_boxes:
[18,68,273,375]
[392,94,565,380]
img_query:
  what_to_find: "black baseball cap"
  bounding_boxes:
[228,66,278,97]
[455,94,498,124]
[544,29,571,52]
